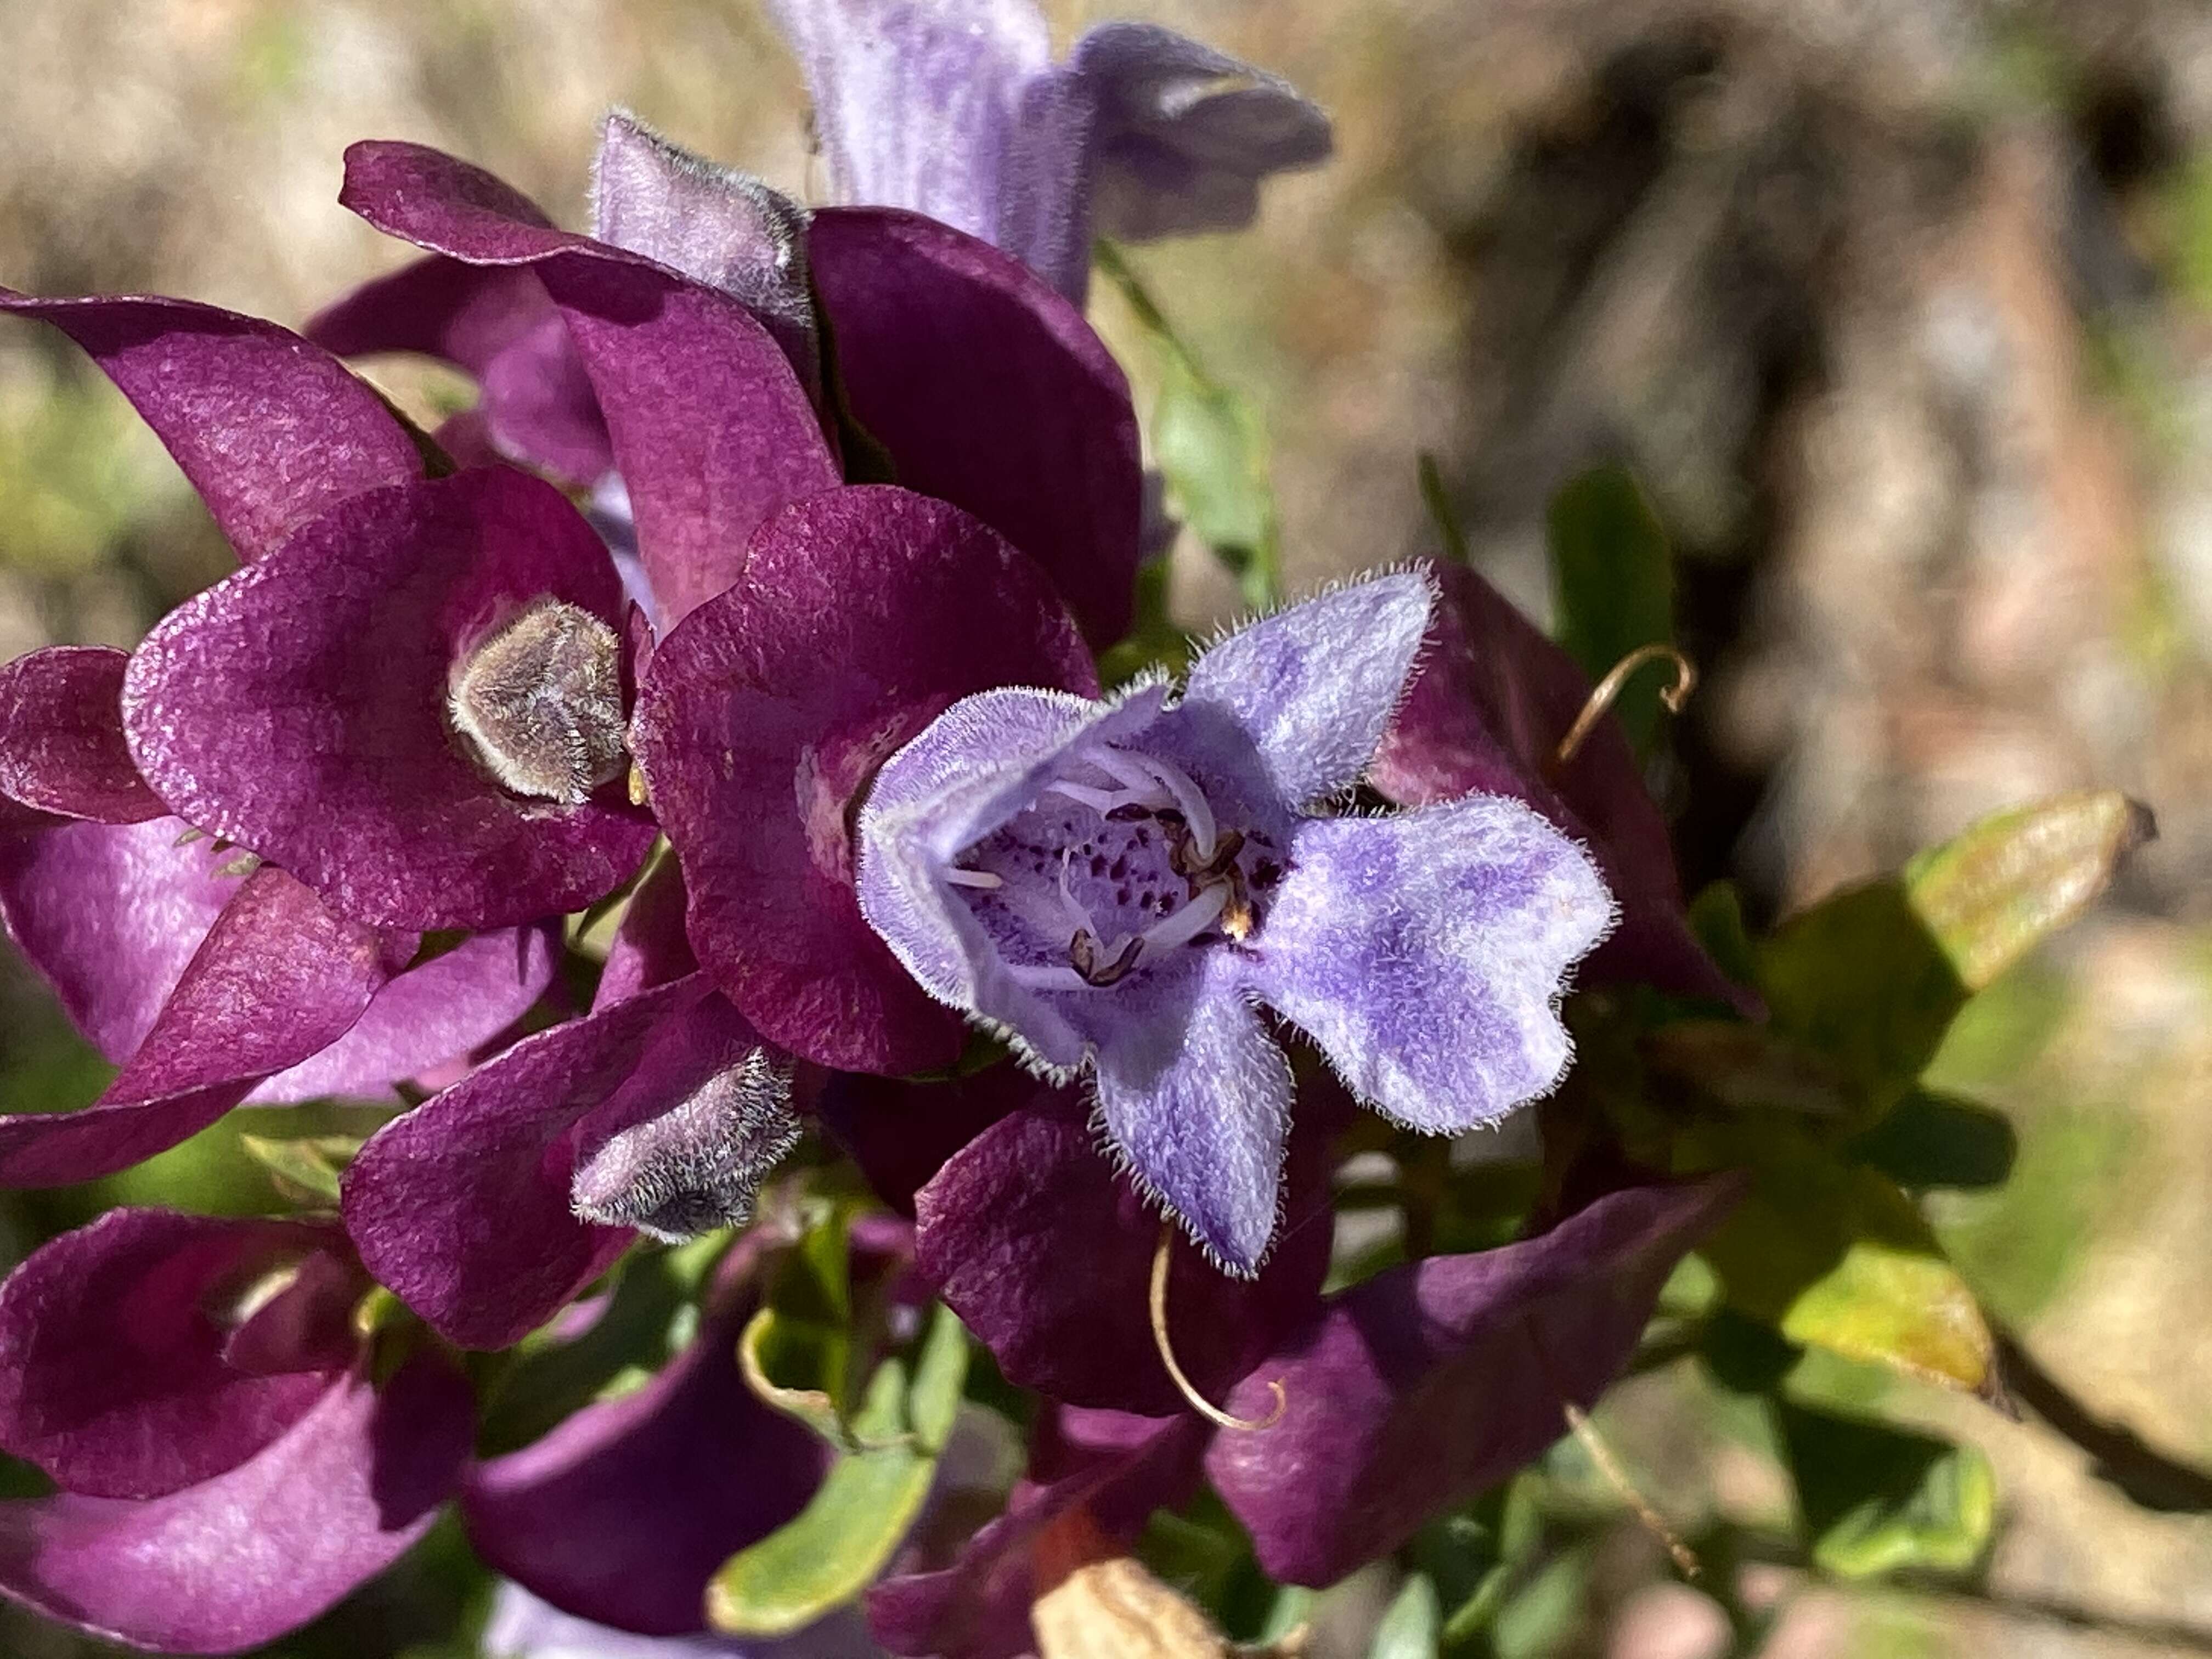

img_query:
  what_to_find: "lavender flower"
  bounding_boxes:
[856,573,1615,1272]
[768,0,1333,301]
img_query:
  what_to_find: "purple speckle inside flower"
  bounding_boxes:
[953,742,1283,992]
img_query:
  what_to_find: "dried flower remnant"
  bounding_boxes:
[449,599,629,806]
[859,573,1616,1273]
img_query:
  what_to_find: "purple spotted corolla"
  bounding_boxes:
[768,0,1332,302]
[856,572,1617,1273]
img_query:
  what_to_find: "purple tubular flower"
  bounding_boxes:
[766,0,1330,303]
[120,466,657,930]
[0,290,425,563]
[1206,1177,1742,1585]
[484,1584,878,1658]
[856,573,1615,1272]
[910,1074,1336,1415]
[0,1210,472,1654]
[345,867,799,1348]
[867,1405,1206,1659]
[462,1234,828,1637]
[632,486,1098,1075]
[808,207,1143,647]
[1372,558,1754,1012]
[333,138,839,629]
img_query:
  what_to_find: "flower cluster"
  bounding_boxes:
[0,1,1747,1652]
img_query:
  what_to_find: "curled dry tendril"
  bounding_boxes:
[1551,643,1699,771]
[1149,1221,1286,1432]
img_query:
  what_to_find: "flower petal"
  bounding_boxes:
[0,1210,357,1499]
[1252,797,1612,1132]
[483,1582,876,1657]
[462,1265,826,1635]
[0,288,422,563]
[0,647,163,823]
[339,140,838,627]
[0,867,399,1188]
[763,0,1051,253]
[633,486,1096,1074]
[0,816,244,1063]
[1372,559,1752,1011]
[305,256,555,377]
[1206,1179,1742,1584]
[341,975,718,1349]
[248,923,559,1105]
[122,467,654,931]
[592,111,821,403]
[0,1354,471,1654]
[1091,958,1293,1277]
[914,1076,1333,1413]
[1180,571,1434,809]
[809,207,1143,647]
[595,855,698,1009]
[1070,22,1332,242]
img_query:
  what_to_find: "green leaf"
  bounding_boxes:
[1418,453,1470,565]
[1686,881,1759,992]
[237,1132,360,1205]
[737,1201,864,1443]
[1700,1153,1995,1393]
[1847,1090,2017,1192]
[1097,240,1281,610]
[1779,1402,1994,1578]
[1370,1573,1442,1659]
[708,1302,969,1636]
[1547,465,1673,757]
[1901,791,2153,994]
[1758,792,2151,1115]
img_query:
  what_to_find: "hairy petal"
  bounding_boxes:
[0,289,421,562]
[342,978,730,1349]
[1092,959,1293,1277]
[1254,798,1612,1132]
[1180,572,1434,809]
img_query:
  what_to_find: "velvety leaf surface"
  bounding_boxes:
[0,287,422,562]
[1207,1178,1741,1585]
[0,1210,358,1499]
[631,486,1096,1074]
[810,208,1143,647]
[122,467,654,930]
[0,1353,471,1655]
[0,647,163,823]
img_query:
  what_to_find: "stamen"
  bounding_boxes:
[943,866,1002,890]
[1149,1222,1284,1432]
[1005,962,1097,992]
[1128,754,1217,859]
[1069,929,1144,988]
[1138,881,1232,953]
[1551,644,1698,770]
[1046,779,1139,816]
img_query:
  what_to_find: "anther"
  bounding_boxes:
[1149,1222,1285,1432]
[1551,644,1697,771]
[1069,928,1144,988]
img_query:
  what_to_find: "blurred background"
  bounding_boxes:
[1,0,2209,1654]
